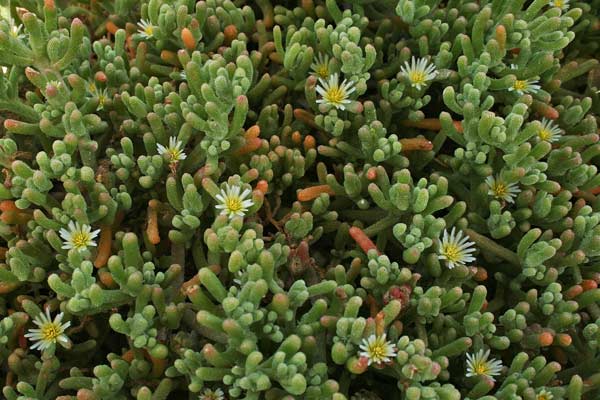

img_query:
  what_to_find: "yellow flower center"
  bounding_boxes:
[442,243,461,263]
[554,0,563,6]
[41,322,62,341]
[474,362,489,375]
[316,65,329,78]
[88,83,97,93]
[409,71,427,85]
[492,182,508,198]
[167,149,181,162]
[325,86,345,105]
[71,232,90,249]
[145,25,154,36]
[226,197,243,213]
[538,129,552,141]
[368,342,387,361]
[98,95,105,106]
[537,394,550,400]
[513,80,527,91]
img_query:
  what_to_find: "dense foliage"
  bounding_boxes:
[1,0,600,399]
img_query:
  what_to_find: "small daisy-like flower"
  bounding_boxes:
[85,82,108,110]
[179,71,187,80]
[200,388,225,400]
[97,88,109,111]
[24,308,71,351]
[59,221,100,251]
[45,80,61,90]
[485,175,520,203]
[137,19,156,39]
[400,56,438,90]
[315,73,356,110]
[437,227,476,269]
[508,77,541,95]
[85,81,98,95]
[97,88,107,106]
[466,349,503,381]
[536,389,554,400]
[358,334,397,367]
[6,17,25,40]
[549,0,569,10]
[215,183,254,219]
[537,118,561,142]
[311,53,330,79]
[157,137,187,165]
[233,270,244,285]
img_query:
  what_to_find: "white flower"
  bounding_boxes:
[486,175,520,203]
[24,309,71,351]
[508,77,541,95]
[6,17,25,40]
[549,0,569,10]
[315,73,356,110]
[400,56,438,90]
[59,221,100,251]
[233,269,244,285]
[137,19,156,39]
[10,24,23,39]
[179,71,187,80]
[537,118,561,142]
[45,80,61,91]
[215,183,254,219]
[536,389,554,400]
[311,53,330,79]
[437,227,476,269]
[97,88,108,111]
[84,82,108,110]
[199,388,225,400]
[157,137,187,165]
[358,334,397,367]
[465,349,503,381]
[85,81,98,95]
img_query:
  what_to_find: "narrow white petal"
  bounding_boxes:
[240,189,251,199]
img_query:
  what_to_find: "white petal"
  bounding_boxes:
[30,341,43,350]
[240,188,251,199]
[59,228,71,240]
[57,335,70,343]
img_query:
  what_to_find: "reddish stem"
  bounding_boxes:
[349,226,381,255]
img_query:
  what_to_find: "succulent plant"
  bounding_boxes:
[1,0,600,399]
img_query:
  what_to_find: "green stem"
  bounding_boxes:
[338,209,388,221]
[465,228,521,267]
[0,100,38,122]
[363,215,397,237]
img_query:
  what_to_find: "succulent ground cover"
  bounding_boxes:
[1,0,600,399]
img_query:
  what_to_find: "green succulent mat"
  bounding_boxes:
[0,0,600,399]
